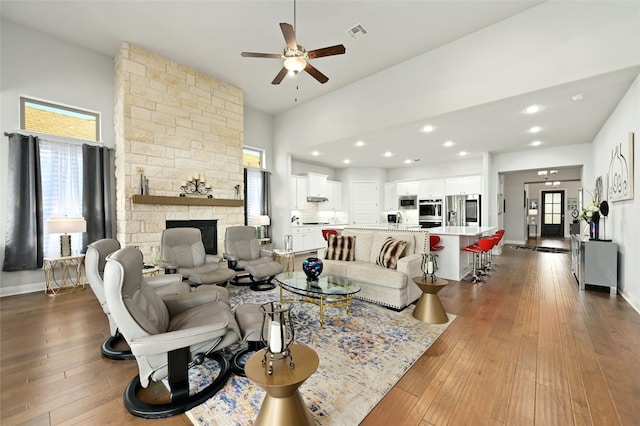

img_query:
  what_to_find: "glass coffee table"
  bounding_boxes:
[276,271,362,327]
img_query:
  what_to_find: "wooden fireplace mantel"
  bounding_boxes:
[132,195,244,207]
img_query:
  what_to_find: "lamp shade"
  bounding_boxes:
[45,217,87,234]
[250,215,271,226]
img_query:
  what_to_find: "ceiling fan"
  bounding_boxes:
[241,0,346,85]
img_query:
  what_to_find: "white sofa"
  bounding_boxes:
[317,228,429,310]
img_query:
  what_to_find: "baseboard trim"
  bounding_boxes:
[0,282,45,297]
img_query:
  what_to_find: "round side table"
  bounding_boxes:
[412,276,449,324]
[245,344,319,426]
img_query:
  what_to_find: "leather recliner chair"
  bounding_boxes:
[103,247,241,418]
[159,227,236,286]
[86,238,194,360]
[224,225,283,291]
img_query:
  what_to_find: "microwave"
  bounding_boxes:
[398,195,417,210]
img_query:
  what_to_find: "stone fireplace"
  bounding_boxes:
[113,42,244,263]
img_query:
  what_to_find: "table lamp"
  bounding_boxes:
[45,216,87,257]
[250,215,270,239]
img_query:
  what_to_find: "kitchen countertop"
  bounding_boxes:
[428,226,496,236]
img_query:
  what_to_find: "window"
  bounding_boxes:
[21,97,100,142]
[245,168,265,219]
[243,147,264,169]
[39,139,84,256]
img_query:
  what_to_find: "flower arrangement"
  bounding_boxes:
[579,201,600,224]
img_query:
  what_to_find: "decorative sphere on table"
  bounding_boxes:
[302,257,323,281]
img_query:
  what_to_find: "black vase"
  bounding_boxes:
[302,257,323,281]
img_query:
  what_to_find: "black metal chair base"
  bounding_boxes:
[231,341,264,377]
[123,351,231,419]
[249,280,276,291]
[101,333,135,360]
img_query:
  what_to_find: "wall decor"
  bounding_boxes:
[608,132,634,202]
[594,173,607,204]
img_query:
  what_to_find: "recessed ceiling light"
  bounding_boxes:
[354,140,365,147]
[343,159,351,164]
[421,125,435,133]
[458,151,468,156]
[529,126,542,133]
[442,140,455,148]
[572,93,585,101]
[530,140,542,146]
[524,105,542,114]
[311,150,320,156]
[383,151,393,157]
[404,159,413,164]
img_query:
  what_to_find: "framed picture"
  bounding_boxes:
[594,173,608,204]
[529,199,538,210]
[608,132,634,202]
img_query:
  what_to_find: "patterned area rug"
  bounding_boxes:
[186,284,455,426]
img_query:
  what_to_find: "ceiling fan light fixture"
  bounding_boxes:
[284,56,307,72]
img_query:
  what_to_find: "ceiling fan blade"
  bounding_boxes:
[271,67,288,85]
[280,22,297,50]
[304,63,329,84]
[241,52,282,59]
[307,44,346,59]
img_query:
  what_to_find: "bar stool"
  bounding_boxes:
[462,243,484,283]
[429,235,444,270]
[477,237,496,273]
[322,229,338,241]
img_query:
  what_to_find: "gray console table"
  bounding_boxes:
[571,234,617,294]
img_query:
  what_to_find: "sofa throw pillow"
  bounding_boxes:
[376,237,407,269]
[324,235,356,261]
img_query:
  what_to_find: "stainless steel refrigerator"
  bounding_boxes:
[445,194,481,226]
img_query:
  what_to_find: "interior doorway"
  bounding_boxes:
[541,190,565,237]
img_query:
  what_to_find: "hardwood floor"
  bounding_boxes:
[2,240,639,425]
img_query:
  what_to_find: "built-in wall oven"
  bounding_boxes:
[419,199,443,229]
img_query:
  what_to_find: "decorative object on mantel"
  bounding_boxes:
[180,172,212,198]
[137,167,149,195]
[234,184,241,199]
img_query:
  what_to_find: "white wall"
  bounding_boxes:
[0,20,115,295]
[590,75,640,312]
[243,106,274,171]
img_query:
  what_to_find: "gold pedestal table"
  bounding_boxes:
[412,276,449,324]
[245,344,319,426]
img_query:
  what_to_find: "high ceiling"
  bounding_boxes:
[2,1,639,169]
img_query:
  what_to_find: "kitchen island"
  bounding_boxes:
[429,226,497,281]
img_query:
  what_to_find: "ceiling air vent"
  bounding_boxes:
[346,23,369,41]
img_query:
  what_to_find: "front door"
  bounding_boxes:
[541,190,564,237]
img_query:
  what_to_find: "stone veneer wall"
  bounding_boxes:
[114,42,244,262]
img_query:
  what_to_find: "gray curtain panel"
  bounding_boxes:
[262,170,271,239]
[3,133,44,271]
[82,144,116,250]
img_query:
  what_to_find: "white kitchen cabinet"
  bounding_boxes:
[384,182,398,211]
[313,229,327,250]
[307,173,328,198]
[290,176,308,210]
[321,180,343,211]
[418,179,445,199]
[291,226,314,252]
[397,181,418,195]
[445,175,482,195]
